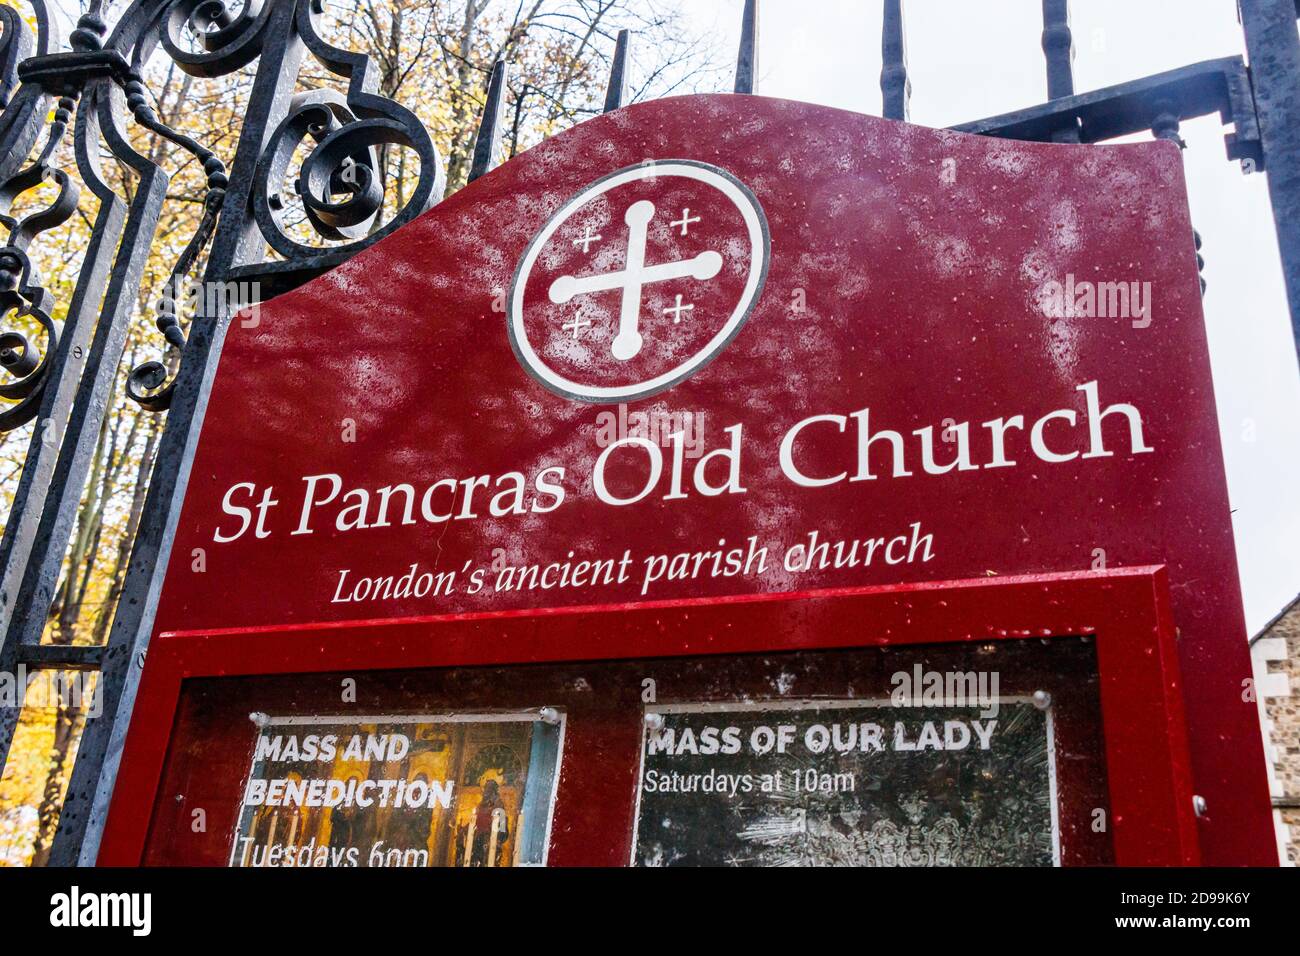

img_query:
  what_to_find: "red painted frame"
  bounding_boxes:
[98,565,1199,866]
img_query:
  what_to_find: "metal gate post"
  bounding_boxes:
[1240,0,1300,367]
[46,0,306,866]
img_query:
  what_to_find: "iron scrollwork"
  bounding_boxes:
[159,0,273,79]
[126,0,441,410]
[121,0,271,411]
[0,2,82,431]
[0,0,444,416]
[251,0,442,262]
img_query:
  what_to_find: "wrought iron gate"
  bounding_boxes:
[0,0,1295,866]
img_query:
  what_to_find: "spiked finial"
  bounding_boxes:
[469,60,509,183]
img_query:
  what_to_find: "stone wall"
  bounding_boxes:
[1252,595,1300,866]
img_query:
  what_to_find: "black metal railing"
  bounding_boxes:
[0,0,1295,866]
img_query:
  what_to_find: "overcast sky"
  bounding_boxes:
[683,0,1300,634]
[45,1,1298,633]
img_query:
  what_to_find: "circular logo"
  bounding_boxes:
[508,160,770,403]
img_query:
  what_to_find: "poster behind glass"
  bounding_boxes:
[633,699,1057,867]
[231,712,563,867]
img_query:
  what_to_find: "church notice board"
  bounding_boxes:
[101,92,1271,865]
[111,570,1194,866]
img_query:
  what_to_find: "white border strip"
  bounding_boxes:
[263,711,546,726]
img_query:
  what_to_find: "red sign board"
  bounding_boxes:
[108,94,1273,865]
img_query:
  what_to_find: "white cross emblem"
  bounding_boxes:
[665,293,694,324]
[509,160,769,403]
[548,200,721,361]
[670,208,701,235]
[573,224,602,253]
